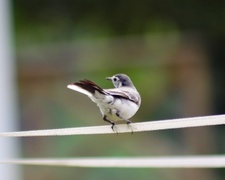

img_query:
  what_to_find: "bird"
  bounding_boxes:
[67,74,141,131]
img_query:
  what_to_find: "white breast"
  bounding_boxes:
[88,88,140,122]
[97,97,139,121]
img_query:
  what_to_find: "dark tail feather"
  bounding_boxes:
[73,80,106,95]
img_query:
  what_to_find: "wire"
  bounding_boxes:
[1,155,225,168]
[0,114,224,168]
[0,114,224,137]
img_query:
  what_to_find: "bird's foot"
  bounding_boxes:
[103,116,118,134]
[111,122,118,134]
[126,120,133,134]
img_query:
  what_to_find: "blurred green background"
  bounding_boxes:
[12,0,225,180]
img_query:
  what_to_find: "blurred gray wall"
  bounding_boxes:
[0,0,21,179]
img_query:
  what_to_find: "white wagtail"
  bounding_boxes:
[67,74,141,131]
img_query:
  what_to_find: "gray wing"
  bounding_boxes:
[106,89,140,105]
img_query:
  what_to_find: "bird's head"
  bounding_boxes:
[106,74,134,88]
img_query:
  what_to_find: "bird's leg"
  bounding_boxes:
[125,119,134,134]
[103,115,116,132]
[115,111,133,134]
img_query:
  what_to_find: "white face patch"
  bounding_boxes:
[112,76,122,88]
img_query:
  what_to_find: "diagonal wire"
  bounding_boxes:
[0,114,224,137]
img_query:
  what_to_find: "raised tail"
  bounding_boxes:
[67,79,106,97]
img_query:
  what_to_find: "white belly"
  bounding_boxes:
[97,98,139,122]
[88,90,139,122]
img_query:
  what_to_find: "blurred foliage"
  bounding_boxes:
[13,0,225,45]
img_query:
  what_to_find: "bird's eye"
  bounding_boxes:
[113,77,117,81]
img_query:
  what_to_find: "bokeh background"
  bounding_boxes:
[2,0,225,179]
